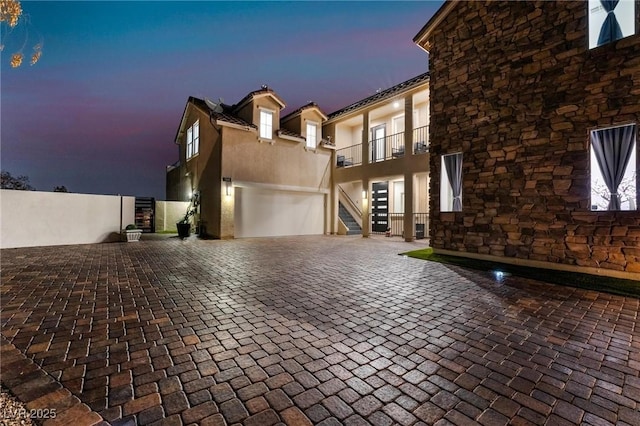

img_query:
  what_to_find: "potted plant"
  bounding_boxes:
[177,194,198,239]
[124,224,142,242]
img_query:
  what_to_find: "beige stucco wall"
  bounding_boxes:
[155,200,190,232]
[333,122,362,150]
[0,190,134,248]
[221,127,332,190]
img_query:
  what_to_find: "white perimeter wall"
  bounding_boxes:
[0,190,135,249]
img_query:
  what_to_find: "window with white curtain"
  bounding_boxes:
[441,153,463,212]
[590,123,637,211]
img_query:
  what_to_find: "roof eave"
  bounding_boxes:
[282,105,329,123]
[277,130,305,143]
[174,96,209,144]
[215,120,257,132]
[413,0,459,52]
[235,91,286,111]
[325,73,430,124]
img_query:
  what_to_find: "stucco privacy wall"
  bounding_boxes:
[155,201,190,233]
[0,190,135,248]
[425,1,640,275]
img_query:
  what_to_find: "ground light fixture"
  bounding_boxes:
[492,270,510,282]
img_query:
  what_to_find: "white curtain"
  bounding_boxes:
[591,124,636,210]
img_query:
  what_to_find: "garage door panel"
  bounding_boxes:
[235,187,324,238]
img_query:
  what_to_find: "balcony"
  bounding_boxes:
[336,125,429,168]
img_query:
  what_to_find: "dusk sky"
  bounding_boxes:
[2,1,442,199]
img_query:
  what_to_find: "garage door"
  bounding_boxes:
[234,187,325,238]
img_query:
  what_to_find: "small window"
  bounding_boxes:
[306,122,317,149]
[588,0,636,49]
[260,110,273,139]
[441,153,462,212]
[590,123,637,211]
[186,120,199,159]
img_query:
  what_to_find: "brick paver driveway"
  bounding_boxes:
[1,236,639,426]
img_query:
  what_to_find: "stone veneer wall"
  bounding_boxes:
[427,1,640,274]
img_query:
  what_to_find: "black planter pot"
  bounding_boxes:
[176,222,191,239]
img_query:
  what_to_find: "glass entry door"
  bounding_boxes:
[370,125,386,163]
[371,181,389,232]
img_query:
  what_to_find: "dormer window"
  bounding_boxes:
[306,121,318,149]
[260,109,273,139]
[588,0,635,49]
[186,120,199,159]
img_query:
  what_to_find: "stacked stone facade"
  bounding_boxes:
[425,1,640,274]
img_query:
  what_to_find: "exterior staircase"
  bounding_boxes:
[339,202,361,235]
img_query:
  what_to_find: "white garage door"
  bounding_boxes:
[234,187,325,238]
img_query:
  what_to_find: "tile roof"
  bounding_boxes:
[232,87,286,110]
[281,102,326,122]
[190,96,256,129]
[277,127,305,140]
[326,72,430,121]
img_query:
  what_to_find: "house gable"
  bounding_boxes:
[280,103,328,144]
[232,90,286,134]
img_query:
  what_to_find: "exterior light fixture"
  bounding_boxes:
[362,190,367,200]
[223,177,232,196]
[393,101,400,108]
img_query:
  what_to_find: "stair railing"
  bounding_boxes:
[338,186,362,228]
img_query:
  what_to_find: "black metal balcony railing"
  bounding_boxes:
[336,144,362,168]
[368,132,405,162]
[413,125,429,154]
[370,213,429,239]
[335,126,430,167]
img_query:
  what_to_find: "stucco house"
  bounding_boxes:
[168,73,432,241]
[323,72,431,241]
[166,88,333,238]
[414,0,639,278]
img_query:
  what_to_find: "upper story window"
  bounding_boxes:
[590,123,637,211]
[588,0,636,49]
[260,109,273,139]
[306,122,318,149]
[186,120,199,159]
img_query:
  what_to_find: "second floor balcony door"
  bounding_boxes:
[371,125,386,163]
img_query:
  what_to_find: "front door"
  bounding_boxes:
[371,125,386,162]
[371,181,389,232]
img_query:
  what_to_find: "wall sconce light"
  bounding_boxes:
[223,177,232,196]
[362,190,367,200]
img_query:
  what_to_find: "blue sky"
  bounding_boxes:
[2,1,442,199]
